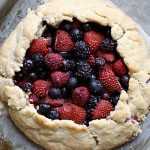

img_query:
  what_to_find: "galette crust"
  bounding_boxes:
[0,0,150,149]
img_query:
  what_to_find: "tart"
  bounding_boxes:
[0,0,150,149]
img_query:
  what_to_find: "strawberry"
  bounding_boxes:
[72,87,90,106]
[44,53,64,70]
[60,103,86,124]
[92,100,114,120]
[83,31,104,53]
[72,18,82,28]
[28,37,51,56]
[99,67,122,93]
[51,71,70,87]
[112,59,128,76]
[45,97,64,107]
[29,93,39,105]
[88,54,96,66]
[33,80,50,98]
[102,52,116,63]
[54,30,74,52]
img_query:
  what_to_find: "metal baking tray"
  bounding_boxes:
[0,0,150,150]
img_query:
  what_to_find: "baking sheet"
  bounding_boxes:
[0,0,150,150]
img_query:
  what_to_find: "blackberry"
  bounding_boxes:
[82,23,92,31]
[62,60,76,71]
[76,60,92,80]
[70,29,82,41]
[49,88,62,99]
[67,77,78,90]
[74,41,90,60]
[100,38,117,52]
[60,20,72,32]
[89,79,103,94]
[38,103,50,115]
[47,110,60,120]
[95,57,105,69]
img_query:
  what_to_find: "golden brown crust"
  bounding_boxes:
[0,0,150,149]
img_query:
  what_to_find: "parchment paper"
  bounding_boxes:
[0,0,150,150]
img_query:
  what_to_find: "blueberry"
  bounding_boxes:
[59,52,72,59]
[32,53,45,68]
[89,79,103,94]
[62,60,76,71]
[23,59,34,71]
[95,57,105,69]
[61,87,70,98]
[28,72,37,82]
[39,103,50,115]
[101,92,111,100]
[14,72,24,82]
[60,20,72,32]
[47,110,59,120]
[70,29,82,41]
[49,88,62,98]
[82,23,92,31]
[111,94,120,106]
[67,77,78,90]
[22,82,33,92]
[120,75,130,89]
[38,70,49,80]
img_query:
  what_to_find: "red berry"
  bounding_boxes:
[45,97,64,107]
[92,100,114,120]
[44,53,63,70]
[72,87,90,106]
[54,30,74,52]
[72,18,82,28]
[112,59,128,76]
[29,93,39,105]
[33,80,50,98]
[88,54,96,66]
[60,103,86,124]
[28,37,51,56]
[99,67,122,93]
[51,71,70,87]
[84,31,104,53]
[102,52,116,63]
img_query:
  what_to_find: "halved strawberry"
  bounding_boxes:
[99,67,122,93]
[92,100,114,120]
[28,37,51,56]
[54,30,74,52]
[60,103,86,124]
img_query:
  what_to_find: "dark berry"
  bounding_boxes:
[59,52,72,59]
[74,41,90,60]
[14,72,24,82]
[28,72,37,82]
[91,74,97,80]
[49,88,62,99]
[68,71,74,77]
[61,87,70,98]
[101,92,111,100]
[38,70,49,80]
[60,20,72,32]
[100,38,117,52]
[95,57,105,69]
[70,29,82,41]
[22,82,33,92]
[104,29,111,37]
[47,110,60,120]
[62,60,76,71]
[39,103,50,115]
[67,77,78,90]
[89,79,103,94]
[32,53,45,68]
[111,94,120,106]
[120,75,130,89]
[82,23,92,31]
[23,59,34,71]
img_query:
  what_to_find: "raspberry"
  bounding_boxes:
[51,71,70,87]
[55,30,74,52]
[88,55,96,66]
[84,31,104,53]
[112,59,128,76]
[72,86,90,106]
[60,103,86,124]
[45,97,64,107]
[29,93,39,105]
[28,37,51,56]
[44,53,63,70]
[33,80,50,98]
[102,52,116,63]
[92,100,114,120]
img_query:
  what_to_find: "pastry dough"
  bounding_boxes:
[0,0,150,149]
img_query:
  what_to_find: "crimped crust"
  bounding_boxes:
[0,0,150,149]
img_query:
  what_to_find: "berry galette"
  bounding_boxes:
[0,0,150,149]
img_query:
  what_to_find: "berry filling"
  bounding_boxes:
[13,19,130,125]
